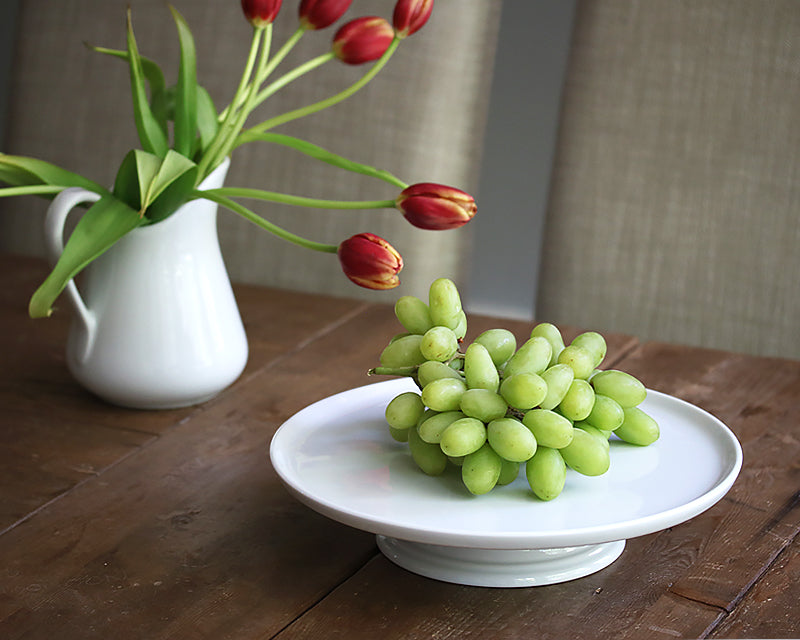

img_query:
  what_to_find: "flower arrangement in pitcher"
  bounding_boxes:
[0,0,476,318]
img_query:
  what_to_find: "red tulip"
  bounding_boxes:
[241,0,282,27]
[392,0,434,38]
[395,183,476,230]
[338,233,403,289]
[332,16,394,65]
[299,0,352,30]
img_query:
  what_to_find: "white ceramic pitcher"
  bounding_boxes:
[44,157,248,409]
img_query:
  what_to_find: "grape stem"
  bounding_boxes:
[368,366,418,377]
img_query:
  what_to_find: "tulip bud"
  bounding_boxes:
[395,183,476,230]
[241,0,282,27]
[332,16,394,65]
[299,0,352,30]
[338,232,403,289]
[392,0,434,38]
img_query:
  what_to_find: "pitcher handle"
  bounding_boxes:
[44,187,102,364]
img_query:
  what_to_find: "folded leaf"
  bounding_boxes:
[134,150,163,209]
[170,5,198,158]
[113,149,196,216]
[29,194,144,318]
[143,150,196,211]
[126,9,168,158]
[145,165,198,223]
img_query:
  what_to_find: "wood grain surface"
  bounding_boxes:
[0,254,797,640]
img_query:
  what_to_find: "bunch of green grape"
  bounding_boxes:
[372,278,659,500]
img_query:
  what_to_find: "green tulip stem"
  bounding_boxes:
[197,190,339,254]
[209,25,275,171]
[232,131,408,189]
[0,185,67,197]
[219,26,306,122]
[240,36,401,138]
[250,52,335,112]
[206,186,397,211]
[197,25,268,181]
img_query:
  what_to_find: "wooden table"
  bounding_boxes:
[1,254,798,639]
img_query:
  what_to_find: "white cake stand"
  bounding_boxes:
[269,378,742,587]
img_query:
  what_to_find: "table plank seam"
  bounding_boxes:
[0,432,158,538]
[271,547,381,639]
[677,527,800,640]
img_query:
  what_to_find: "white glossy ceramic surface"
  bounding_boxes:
[44,158,248,409]
[270,378,742,587]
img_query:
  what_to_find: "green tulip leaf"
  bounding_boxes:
[196,86,219,155]
[112,149,143,209]
[85,44,168,131]
[126,9,168,158]
[170,5,198,158]
[28,194,144,318]
[0,153,107,193]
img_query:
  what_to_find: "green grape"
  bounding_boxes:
[559,427,610,476]
[428,278,462,330]
[585,394,624,431]
[557,345,596,380]
[497,459,520,485]
[388,426,409,442]
[420,326,459,362]
[421,377,467,411]
[500,372,548,410]
[440,417,487,457]
[530,322,565,366]
[449,357,464,371]
[454,310,468,340]
[417,360,463,387]
[474,329,517,368]
[418,410,464,443]
[385,392,426,430]
[464,342,500,391]
[574,423,610,451]
[447,455,465,467]
[487,417,537,462]
[591,370,647,408]
[614,406,660,445]
[522,409,574,449]
[503,336,552,377]
[459,388,508,422]
[462,443,502,495]
[539,364,575,410]
[394,295,433,335]
[407,425,448,475]
[557,379,596,422]
[571,331,607,368]
[525,447,566,501]
[380,334,426,368]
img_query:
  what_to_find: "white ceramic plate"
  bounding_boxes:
[270,378,742,587]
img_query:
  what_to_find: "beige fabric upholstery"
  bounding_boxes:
[538,0,800,358]
[0,0,500,301]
